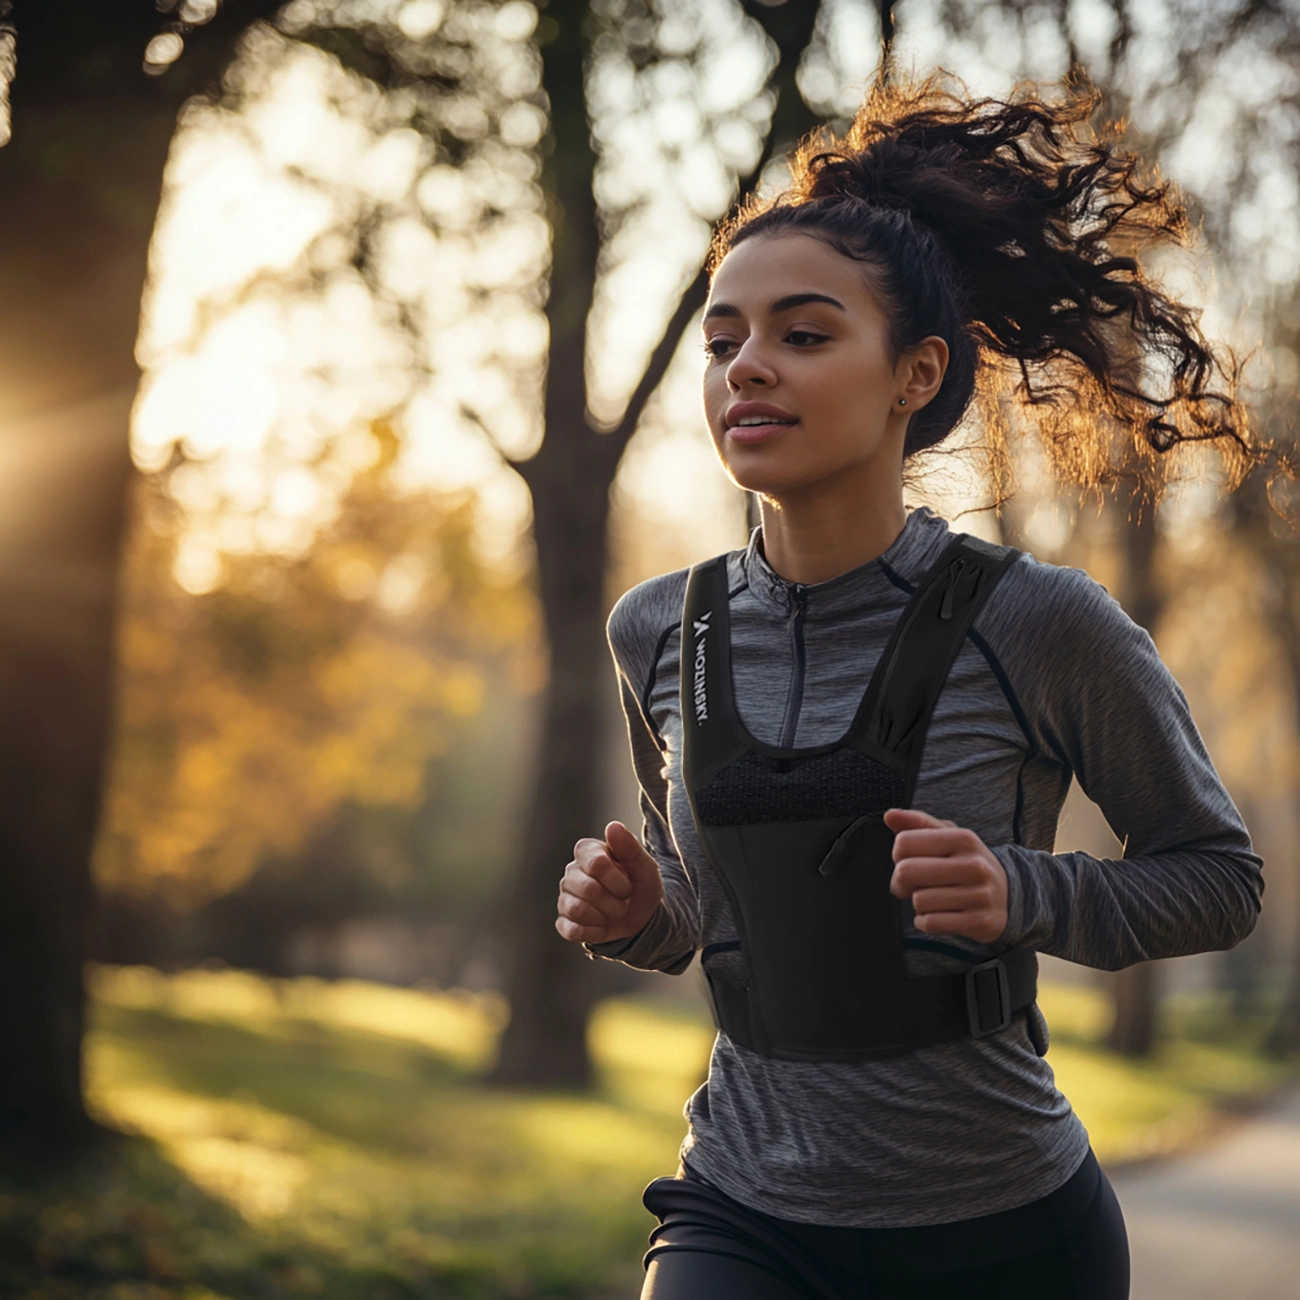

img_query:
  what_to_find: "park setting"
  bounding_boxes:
[2,1,1300,1297]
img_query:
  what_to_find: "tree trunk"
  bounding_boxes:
[489,0,826,1086]
[486,0,610,1087]
[1105,488,1162,1057]
[1108,960,1158,1056]
[0,0,279,1146]
[1265,790,1300,1055]
[1264,555,1300,1054]
[490,431,623,1086]
[0,53,165,1150]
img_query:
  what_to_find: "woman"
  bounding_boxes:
[554,78,1262,1300]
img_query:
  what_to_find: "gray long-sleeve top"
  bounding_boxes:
[590,507,1261,1228]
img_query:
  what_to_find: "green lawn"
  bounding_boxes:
[0,966,1289,1299]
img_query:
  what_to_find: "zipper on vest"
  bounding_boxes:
[817,814,874,876]
[778,583,809,749]
[938,556,973,620]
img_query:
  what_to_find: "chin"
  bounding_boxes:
[729,442,894,501]
[725,465,823,500]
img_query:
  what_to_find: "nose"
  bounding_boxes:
[726,335,777,391]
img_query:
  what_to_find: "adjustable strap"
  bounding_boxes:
[716,947,1039,1058]
[904,946,1039,1047]
[680,557,746,786]
[855,535,1021,797]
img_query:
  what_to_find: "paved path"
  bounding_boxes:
[1112,1089,1300,1300]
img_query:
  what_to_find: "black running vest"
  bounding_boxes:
[681,534,1038,1063]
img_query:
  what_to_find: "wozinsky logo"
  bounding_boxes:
[692,611,711,723]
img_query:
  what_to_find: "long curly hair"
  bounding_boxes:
[709,75,1253,492]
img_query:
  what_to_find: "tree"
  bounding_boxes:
[477,0,1297,1076]
[98,426,528,914]
[487,0,828,1086]
[0,0,289,1146]
[1105,492,1163,1056]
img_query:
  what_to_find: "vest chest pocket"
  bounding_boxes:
[703,817,908,1059]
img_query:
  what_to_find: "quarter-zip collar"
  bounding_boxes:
[742,507,954,619]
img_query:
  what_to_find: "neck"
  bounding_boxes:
[758,457,907,587]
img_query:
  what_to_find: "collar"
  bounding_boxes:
[741,507,954,619]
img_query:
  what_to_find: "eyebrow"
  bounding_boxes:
[702,292,848,321]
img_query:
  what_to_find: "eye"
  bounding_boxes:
[786,329,829,347]
[703,337,738,358]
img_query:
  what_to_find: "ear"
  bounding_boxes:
[896,335,949,411]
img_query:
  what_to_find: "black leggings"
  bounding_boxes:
[640,1150,1129,1300]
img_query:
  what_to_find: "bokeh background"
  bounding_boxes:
[2,1,1300,1297]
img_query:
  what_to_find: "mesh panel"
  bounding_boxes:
[695,748,906,826]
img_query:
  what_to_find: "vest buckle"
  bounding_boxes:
[965,958,1012,1037]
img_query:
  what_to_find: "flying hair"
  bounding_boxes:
[709,74,1255,495]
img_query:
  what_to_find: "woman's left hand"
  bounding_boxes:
[884,807,1009,943]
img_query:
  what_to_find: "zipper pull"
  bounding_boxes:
[817,814,875,876]
[938,558,967,621]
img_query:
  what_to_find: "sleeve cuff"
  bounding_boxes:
[991,843,1032,947]
[584,931,643,961]
[581,901,696,974]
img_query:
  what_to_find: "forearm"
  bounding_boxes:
[595,598,701,973]
[996,840,1263,969]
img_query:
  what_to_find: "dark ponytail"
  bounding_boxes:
[710,76,1252,485]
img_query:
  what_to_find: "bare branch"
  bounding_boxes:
[605,1,826,453]
[608,264,707,452]
[459,402,517,470]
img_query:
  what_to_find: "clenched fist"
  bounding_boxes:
[884,807,1009,944]
[556,821,664,946]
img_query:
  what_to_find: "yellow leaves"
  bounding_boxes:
[95,467,538,909]
[310,637,476,806]
[443,667,484,717]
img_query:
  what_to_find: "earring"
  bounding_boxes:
[898,397,907,406]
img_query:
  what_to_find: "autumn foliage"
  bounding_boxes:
[95,423,539,929]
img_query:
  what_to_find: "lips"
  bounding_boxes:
[725,402,798,443]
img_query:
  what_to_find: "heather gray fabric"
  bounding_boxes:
[589,506,1262,1229]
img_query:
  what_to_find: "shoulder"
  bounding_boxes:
[980,549,1141,656]
[976,549,1172,748]
[606,566,692,686]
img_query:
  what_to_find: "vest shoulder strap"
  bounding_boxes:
[680,555,742,783]
[856,535,1020,791]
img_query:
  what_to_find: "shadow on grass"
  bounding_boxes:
[98,1003,479,1159]
[0,1129,472,1300]
[77,998,673,1299]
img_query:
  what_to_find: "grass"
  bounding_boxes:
[0,967,1290,1299]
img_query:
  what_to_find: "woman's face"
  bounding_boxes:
[701,233,945,500]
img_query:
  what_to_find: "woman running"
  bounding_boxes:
[555,77,1262,1300]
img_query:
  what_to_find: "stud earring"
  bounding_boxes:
[898,397,907,406]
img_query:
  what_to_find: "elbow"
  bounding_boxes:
[1217,858,1264,951]
[1178,853,1264,956]
[1174,872,1262,958]
[1221,888,1262,952]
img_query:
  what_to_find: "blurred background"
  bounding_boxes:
[1,0,1299,1297]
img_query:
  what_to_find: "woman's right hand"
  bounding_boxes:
[555,821,664,946]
